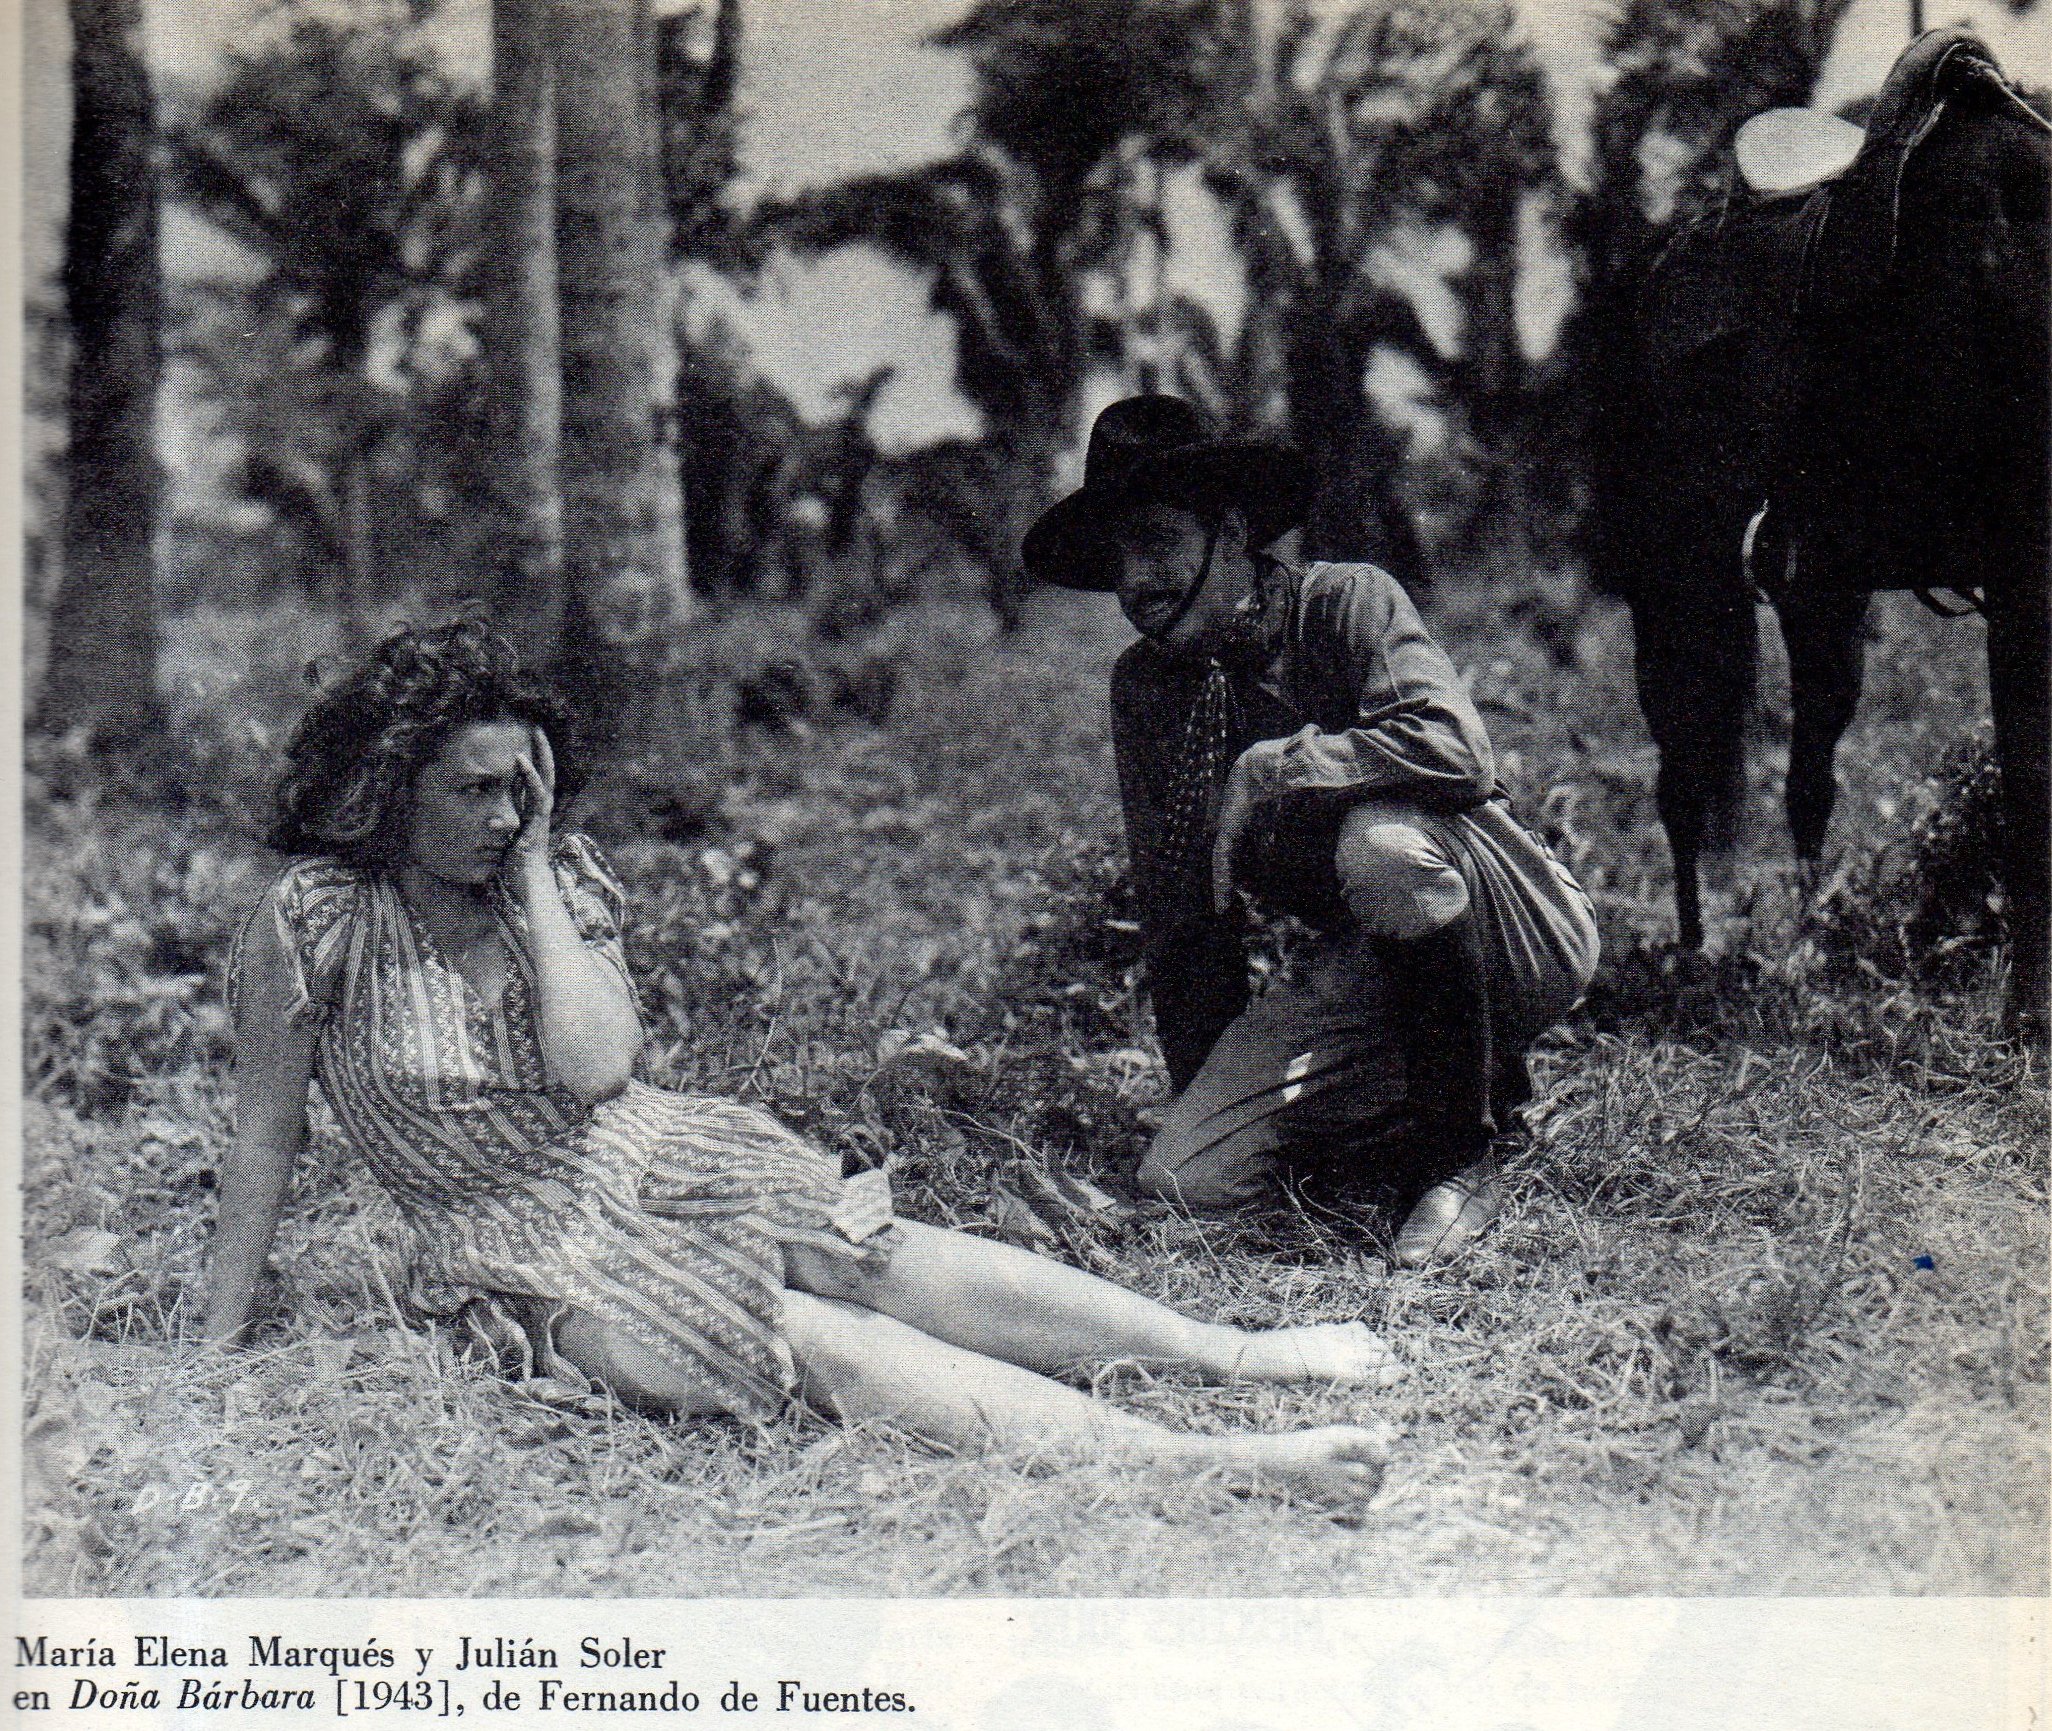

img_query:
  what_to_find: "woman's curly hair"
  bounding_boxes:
[268,618,586,869]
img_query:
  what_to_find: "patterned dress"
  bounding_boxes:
[230,833,891,1419]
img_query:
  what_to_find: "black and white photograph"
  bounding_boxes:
[13,0,2051,1701]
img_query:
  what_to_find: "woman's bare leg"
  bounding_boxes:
[552,1308,731,1415]
[780,1291,1390,1505]
[550,1299,1390,1506]
[786,1220,1397,1386]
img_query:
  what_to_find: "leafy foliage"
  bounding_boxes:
[164,0,482,372]
[25,740,260,1119]
[166,280,493,613]
[765,0,1559,589]
[656,0,752,273]
[1173,0,1555,573]
[161,0,487,616]
[1814,732,2007,986]
[757,0,1224,611]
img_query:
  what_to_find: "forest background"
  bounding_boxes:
[17,0,2052,1596]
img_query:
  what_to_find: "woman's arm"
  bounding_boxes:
[200,895,317,1343]
[507,730,642,1104]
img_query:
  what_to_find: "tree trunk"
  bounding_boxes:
[1292,324,1423,590]
[319,322,382,651]
[634,0,692,614]
[553,0,693,753]
[1446,194,1537,584]
[338,445,375,656]
[484,0,565,663]
[40,0,162,746]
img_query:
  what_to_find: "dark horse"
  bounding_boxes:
[1592,29,2050,1031]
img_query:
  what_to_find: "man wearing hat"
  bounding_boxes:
[1023,395,1599,1263]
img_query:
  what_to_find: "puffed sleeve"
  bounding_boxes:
[550,832,633,982]
[227,859,367,1034]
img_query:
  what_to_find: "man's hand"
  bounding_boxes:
[1211,739,1285,913]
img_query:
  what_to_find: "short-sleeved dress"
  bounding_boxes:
[229,832,892,1419]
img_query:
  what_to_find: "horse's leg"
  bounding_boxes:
[1633,559,1757,951]
[1635,601,1702,951]
[1650,742,1709,953]
[1984,567,2050,1037]
[1667,812,1704,953]
[1778,587,1869,889]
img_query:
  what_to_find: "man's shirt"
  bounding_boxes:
[1111,560,1513,1088]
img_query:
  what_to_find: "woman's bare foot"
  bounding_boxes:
[1224,1321,1404,1388]
[1216,1424,1394,1508]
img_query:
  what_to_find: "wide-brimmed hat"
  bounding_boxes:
[1021,395,1312,592]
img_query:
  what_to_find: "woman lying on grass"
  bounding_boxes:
[202,620,1399,1506]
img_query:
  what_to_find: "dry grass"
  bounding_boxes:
[21,586,2047,1596]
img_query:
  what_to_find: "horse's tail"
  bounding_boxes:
[1629,541,1760,858]
[1695,601,1758,855]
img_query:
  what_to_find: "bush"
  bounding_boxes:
[1813,732,2005,986]
[24,743,265,1119]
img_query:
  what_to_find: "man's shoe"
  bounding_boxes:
[1392,1157,1501,1268]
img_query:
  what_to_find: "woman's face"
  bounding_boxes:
[404,720,530,886]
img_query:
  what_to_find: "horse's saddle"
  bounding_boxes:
[1805,27,1999,304]
[1734,109,1864,197]
[1765,29,2031,596]
[1672,27,1998,358]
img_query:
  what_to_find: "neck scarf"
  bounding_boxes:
[1156,659,1246,899]
[1148,556,1299,899]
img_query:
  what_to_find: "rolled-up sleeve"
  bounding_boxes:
[1258,565,1496,809]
